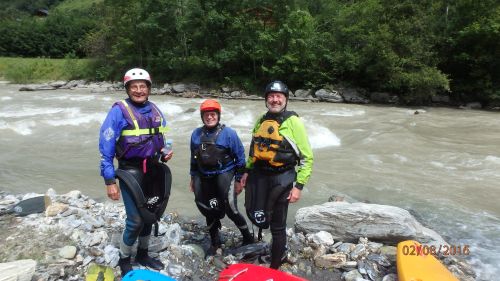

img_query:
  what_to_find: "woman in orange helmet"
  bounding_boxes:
[189,99,254,256]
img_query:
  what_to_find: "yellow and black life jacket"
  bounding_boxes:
[250,111,299,170]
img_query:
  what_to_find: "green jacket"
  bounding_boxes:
[246,113,314,188]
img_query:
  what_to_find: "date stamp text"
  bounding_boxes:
[402,243,470,256]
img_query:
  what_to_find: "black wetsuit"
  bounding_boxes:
[190,124,252,246]
[193,171,249,241]
[245,168,296,268]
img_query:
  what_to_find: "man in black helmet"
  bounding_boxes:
[241,80,314,269]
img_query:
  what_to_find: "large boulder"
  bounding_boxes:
[0,259,37,281]
[295,202,446,246]
[339,88,369,104]
[314,89,344,102]
[294,89,313,98]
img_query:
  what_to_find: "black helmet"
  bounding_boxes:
[265,80,289,99]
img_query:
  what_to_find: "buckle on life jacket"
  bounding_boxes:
[149,127,160,135]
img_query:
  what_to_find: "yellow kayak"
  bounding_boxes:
[85,264,115,281]
[397,240,458,281]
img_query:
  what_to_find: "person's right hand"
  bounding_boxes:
[189,178,194,192]
[240,173,249,188]
[106,183,120,200]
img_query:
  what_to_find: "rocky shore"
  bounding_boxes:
[17,80,490,110]
[0,190,476,281]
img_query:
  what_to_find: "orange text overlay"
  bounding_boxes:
[402,243,470,256]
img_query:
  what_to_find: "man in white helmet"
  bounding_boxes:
[99,68,173,276]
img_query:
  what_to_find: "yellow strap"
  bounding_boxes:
[121,126,169,136]
[120,100,170,136]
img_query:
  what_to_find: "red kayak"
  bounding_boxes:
[218,263,308,281]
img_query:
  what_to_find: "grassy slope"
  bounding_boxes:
[0,57,94,83]
[53,0,102,13]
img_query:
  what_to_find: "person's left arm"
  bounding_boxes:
[284,116,314,202]
[159,110,173,161]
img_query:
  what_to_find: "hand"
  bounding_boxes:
[234,181,243,195]
[161,150,173,162]
[189,178,194,192]
[106,183,120,201]
[240,173,248,188]
[287,187,302,203]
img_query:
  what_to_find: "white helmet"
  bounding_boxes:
[123,68,152,87]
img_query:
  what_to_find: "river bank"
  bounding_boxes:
[0,190,476,281]
[15,80,496,110]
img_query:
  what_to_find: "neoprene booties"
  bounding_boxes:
[135,248,164,270]
[118,256,133,276]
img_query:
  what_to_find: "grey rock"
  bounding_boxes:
[314,253,347,268]
[172,83,186,93]
[314,89,344,102]
[104,245,120,267]
[295,202,447,246]
[294,89,312,98]
[379,246,397,262]
[0,259,37,281]
[342,269,363,281]
[367,254,391,267]
[49,81,68,88]
[58,246,77,259]
[307,231,334,246]
[340,88,369,104]
[350,244,368,260]
[337,243,355,254]
[381,273,398,281]
[167,264,185,278]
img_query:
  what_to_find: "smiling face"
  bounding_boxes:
[126,80,150,104]
[266,92,287,113]
[202,111,219,128]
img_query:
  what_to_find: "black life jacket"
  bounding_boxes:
[250,111,299,171]
[194,124,232,171]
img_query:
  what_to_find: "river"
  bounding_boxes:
[0,83,498,280]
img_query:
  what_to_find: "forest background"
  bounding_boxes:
[0,0,498,105]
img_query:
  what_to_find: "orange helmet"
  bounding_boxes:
[200,99,221,114]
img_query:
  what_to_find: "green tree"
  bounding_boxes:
[437,0,500,104]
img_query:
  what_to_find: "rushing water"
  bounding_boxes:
[0,83,499,280]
